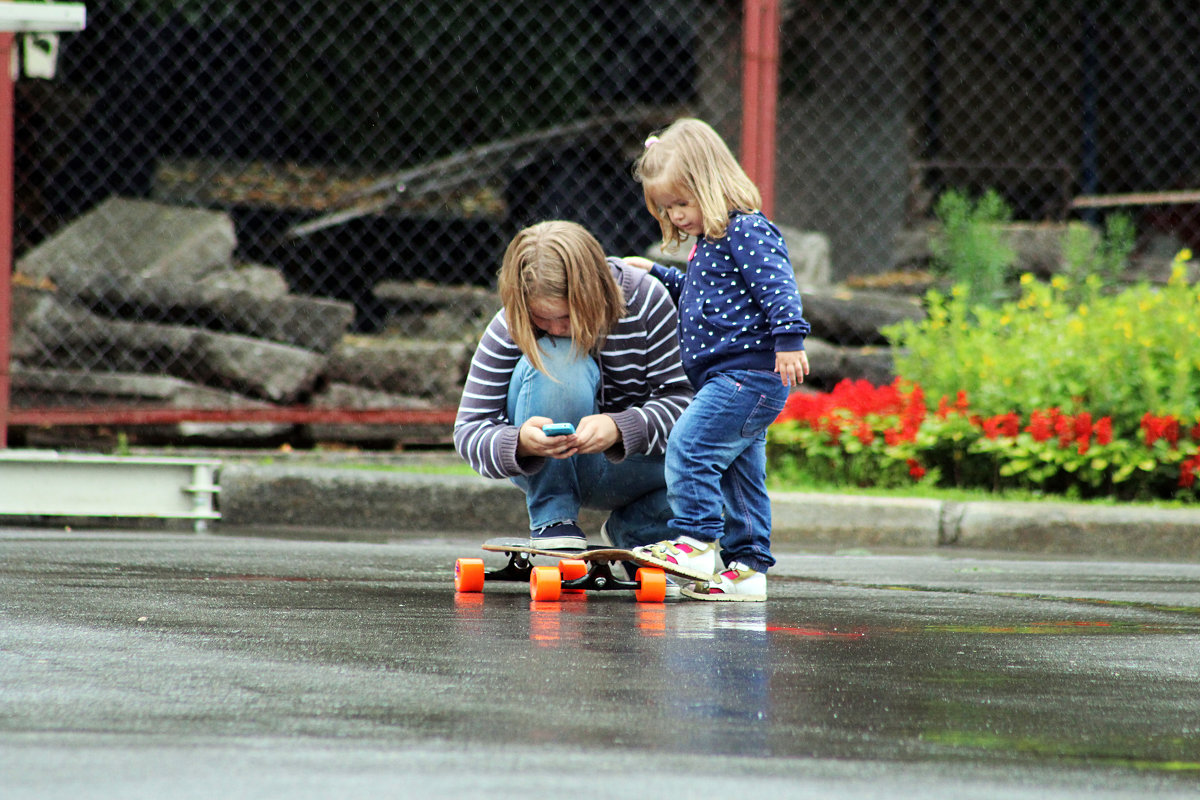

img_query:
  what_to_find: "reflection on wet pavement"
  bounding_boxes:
[443,570,1200,772]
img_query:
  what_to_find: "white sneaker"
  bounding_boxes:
[681,561,767,602]
[631,536,719,581]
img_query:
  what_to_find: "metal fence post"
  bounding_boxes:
[0,29,14,449]
[741,0,780,218]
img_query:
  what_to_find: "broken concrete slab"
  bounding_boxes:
[803,287,926,347]
[305,382,447,444]
[324,336,470,403]
[9,366,291,442]
[16,197,237,291]
[796,337,897,390]
[15,293,325,404]
[373,279,498,340]
[71,269,354,353]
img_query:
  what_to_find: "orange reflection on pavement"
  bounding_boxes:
[636,605,667,636]
[528,596,586,646]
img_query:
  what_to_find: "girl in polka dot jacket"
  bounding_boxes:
[625,117,811,601]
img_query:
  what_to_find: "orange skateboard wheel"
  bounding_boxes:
[634,567,667,603]
[454,558,486,593]
[529,565,562,601]
[558,559,587,580]
[558,559,587,593]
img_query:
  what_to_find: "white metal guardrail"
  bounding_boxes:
[0,450,220,532]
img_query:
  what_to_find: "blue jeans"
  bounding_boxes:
[506,337,672,549]
[665,369,788,573]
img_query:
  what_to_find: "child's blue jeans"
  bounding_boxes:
[664,369,788,573]
[506,336,672,549]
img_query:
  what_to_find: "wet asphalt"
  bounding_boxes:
[2,527,1199,798]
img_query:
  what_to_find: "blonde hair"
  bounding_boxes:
[632,118,762,250]
[498,220,626,375]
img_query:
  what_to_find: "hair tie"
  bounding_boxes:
[643,135,660,149]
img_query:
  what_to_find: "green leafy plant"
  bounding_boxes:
[885,250,1200,439]
[1061,213,1135,304]
[931,188,1016,309]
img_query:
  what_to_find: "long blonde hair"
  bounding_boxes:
[632,117,762,250]
[498,220,626,375]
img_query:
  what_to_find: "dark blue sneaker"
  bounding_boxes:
[530,522,587,551]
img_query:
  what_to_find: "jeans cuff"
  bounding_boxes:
[726,556,771,574]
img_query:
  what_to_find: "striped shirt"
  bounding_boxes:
[454,258,693,479]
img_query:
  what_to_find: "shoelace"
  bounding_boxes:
[645,540,684,556]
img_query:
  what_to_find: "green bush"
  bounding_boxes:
[885,252,1200,438]
[767,249,1200,503]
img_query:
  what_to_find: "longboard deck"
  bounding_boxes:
[481,537,714,582]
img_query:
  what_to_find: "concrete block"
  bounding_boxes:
[771,492,943,549]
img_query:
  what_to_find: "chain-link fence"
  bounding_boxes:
[6,0,1200,447]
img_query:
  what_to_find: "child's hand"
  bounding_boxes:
[572,413,620,454]
[517,416,579,459]
[622,256,654,270]
[775,350,809,387]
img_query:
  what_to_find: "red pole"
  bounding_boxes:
[741,0,780,218]
[0,31,15,449]
[741,0,763,184]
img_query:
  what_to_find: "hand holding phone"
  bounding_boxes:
[541,422,576,436]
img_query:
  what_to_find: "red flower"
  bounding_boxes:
[982,412,1021,440]
[1180,455,1200,489]
[1074,411,1093,454]
[1165,418,1181,447]
[1095,417,1113,446]
[1143,413,1181,448]
[907,458,926,480]
[1055,414,1075,449]
[1027,409,1054,442]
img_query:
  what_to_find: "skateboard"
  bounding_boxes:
[453,538,713,603]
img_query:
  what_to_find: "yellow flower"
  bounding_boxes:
[1175,248,1193,263]
[1019,273,1034,285]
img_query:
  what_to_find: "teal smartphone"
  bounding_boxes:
[541,422,575,436]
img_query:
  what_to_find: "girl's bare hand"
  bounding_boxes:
[571,413,620,454]
[517,416,579,459]
[775,350,810,387]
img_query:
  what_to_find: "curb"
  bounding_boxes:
[218,462,1200,562]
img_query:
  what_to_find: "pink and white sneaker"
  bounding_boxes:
[631,536,718,582]
[681,561,767,602]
